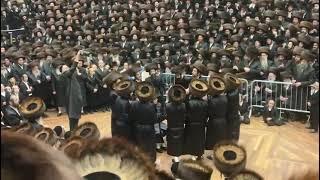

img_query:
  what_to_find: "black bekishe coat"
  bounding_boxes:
[129,100,157,162]
[166,102,186,156]
[205,94,228,150]
[110,94,133,143]
[226,88,241,141]
[183,97,208,157]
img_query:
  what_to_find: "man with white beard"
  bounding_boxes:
[258,46,275,79]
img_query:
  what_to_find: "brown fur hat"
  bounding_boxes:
[71,122,100,141]
[34,127,58,147]
[230,169,264,180]
[213,141,247,177]
[175,159,213,180]
[1,131,83,180]
[58,136,88,159]
[72,137,157,180]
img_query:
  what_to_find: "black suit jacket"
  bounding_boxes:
[3,106,23,126]
[12,64,27,82]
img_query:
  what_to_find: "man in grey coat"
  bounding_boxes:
[62,50,83,131]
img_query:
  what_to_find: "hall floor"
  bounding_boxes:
[42,111,319,180]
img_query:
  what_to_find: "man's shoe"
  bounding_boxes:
[156,148,163,153]
[309,129,318,133]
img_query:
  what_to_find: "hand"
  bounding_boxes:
[280,96,288,101]
[103,84,107,88]
[244,67,250,72]
[37,80,41,84]
[2,102,6,106]
[255,86,260,92]
[260,71,264,75]
[294,82,302,87]
[292,79,297,83]
[53,91,56,95]
[74,50,81,63]
[279,64,284,68]
[46,76,51,80]
[307,102,311,106]
[93,89,98,93]
[186,88,189,95]
[233,66,238,70]
[265,88,272,93]
[267,117,272,121]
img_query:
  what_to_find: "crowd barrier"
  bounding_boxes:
[161,73,249,97]
[161,74,310,118]
[1,27,26,44]
[249,80,311,118]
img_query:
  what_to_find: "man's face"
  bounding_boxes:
[192,68,198,77]
[11,96,20,107]
[18,58,24,65]
[268,100,275,108]
[22,74,28,81]
[150,69,156,75]
[268,73,276,81]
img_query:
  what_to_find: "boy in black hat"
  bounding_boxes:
[307,81,319,133]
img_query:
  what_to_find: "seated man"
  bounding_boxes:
[3,94,25,127]
[263,99,283,126]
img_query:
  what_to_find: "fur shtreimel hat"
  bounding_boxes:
[72,137,157,180]
[213,141,247,177]
[71,122,100,141]
[1,131,83,180]
[172,159,213,180]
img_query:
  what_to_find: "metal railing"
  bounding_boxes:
[249,80,310,116]
[1,26,26,44]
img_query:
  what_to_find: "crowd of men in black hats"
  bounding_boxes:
[1,0,320,167]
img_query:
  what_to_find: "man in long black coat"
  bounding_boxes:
[224,74,241,141]
[184,80,208,160]
[205,90,228,157]
[110,80,134,143]
[129,82,157,162]
[307,81,319,133]
[291,50,315,119]
[62,51,83,131]
[166,85,186,162]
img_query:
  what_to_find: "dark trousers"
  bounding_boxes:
[310,111,319,131]
[69,118,79,131]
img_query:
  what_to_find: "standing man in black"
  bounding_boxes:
[129,82,157,162]
[307,81,319,133]
[62,50,83,131]
[11,52,27,83]
[224,73,241,141]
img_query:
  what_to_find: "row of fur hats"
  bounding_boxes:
[1,122,264,180]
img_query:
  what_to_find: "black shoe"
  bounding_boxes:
[243,119,250,124]
[309,129,318,133]
[156,148,163,153]
[161,146,167,151]
[267,121,275,126]
[171,162,179,175]
[94,109,98,112]
[57,112,62,117]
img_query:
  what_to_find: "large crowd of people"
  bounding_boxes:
[1,0,319,179]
